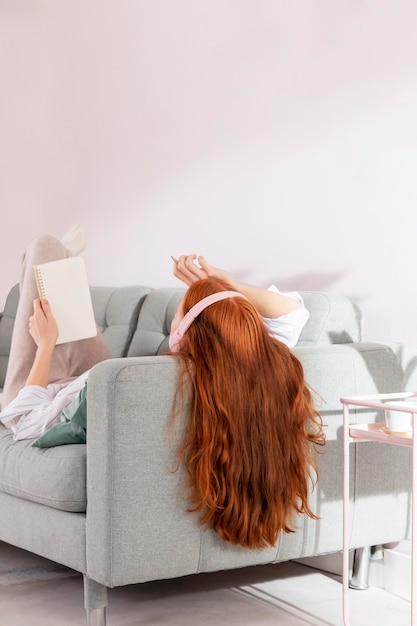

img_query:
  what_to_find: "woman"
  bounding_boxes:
[167,255,325,549]
[0,237,324,549]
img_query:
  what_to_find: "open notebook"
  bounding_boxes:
[33,257,97,344]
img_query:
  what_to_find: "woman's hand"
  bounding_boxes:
[28,299,59,351]
[173,255,236,289]
[25,299,59,388]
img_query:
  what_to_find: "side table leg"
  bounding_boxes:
[343,402,351,626]
[412,419,416,625]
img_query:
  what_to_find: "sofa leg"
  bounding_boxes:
[349,546,370,590]
[83,575,108,626]
[86,608,106,626]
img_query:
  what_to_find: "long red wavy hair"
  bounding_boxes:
[170,277,325,549]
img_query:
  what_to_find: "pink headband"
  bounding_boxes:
[169,291,246,352]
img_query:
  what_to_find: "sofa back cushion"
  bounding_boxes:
[298,291,362,345]
[90,286,152,357]
[127,288,184,356]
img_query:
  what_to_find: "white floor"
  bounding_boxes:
[0,541,411,626]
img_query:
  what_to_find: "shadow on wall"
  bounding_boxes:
[386,344,417,392]
[268,272,346,293]
[234,269,364,305]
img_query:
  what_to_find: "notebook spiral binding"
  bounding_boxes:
[33,266,46,300]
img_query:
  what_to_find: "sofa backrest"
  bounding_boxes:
[0,284,363,391]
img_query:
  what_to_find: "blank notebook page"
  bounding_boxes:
[33,257,97,344]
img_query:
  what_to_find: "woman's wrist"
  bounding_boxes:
[35,343,56,357]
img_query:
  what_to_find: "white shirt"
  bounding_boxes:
[0,286,309,441]
[0,370,90,441]
[263,286,309,348]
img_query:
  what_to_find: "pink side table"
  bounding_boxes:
[341,392,417,626]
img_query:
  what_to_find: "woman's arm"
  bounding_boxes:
[173,255,302,319]
[25,299,59,388]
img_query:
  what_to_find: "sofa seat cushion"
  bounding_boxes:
[0,425,86,512]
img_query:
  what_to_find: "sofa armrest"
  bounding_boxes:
[85,356,202,588]
[293,342,413,550]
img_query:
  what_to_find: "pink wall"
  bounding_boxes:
[1,1,416,343]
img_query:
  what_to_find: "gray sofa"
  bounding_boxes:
[0,283,415,625]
